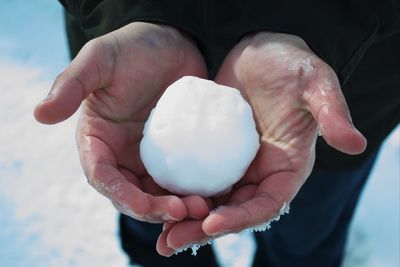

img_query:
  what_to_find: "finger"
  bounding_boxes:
[156,227,175,256]
[304,69,367,154]
[166,220,210,251]
[80,134,187,222]
[203,172,296,236]
[106,172,187,223]
[163,222,175,231]
[34,38,114,124]
[139,177,211,219]
[181,195,211,219]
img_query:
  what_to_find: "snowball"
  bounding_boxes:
[140,76,260,197]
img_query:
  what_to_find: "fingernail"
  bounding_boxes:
[162,212,182,222]
[161,213,173,222]
[41,91,55,103]
[190,214,202,220]
[42,83,59,102]
[162,223,173,231]
[348,121,364,136]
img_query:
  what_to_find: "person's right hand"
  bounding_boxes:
[34,22,210,223]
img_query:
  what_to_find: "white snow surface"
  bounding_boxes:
[0,59,129,267]
[140,76,260,197]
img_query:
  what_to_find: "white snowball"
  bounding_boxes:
[140,76,260,197]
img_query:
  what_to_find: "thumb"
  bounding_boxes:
[305,68,367,155]
[34,38,114,124]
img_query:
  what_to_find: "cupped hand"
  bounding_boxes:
[157,32,367,255]
[34,22,210,223]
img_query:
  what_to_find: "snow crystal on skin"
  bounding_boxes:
[322,105,330,115]
[323,79,334,90]
[288,57,314,73]
[210,203,290,233]
[174,239,213,256]
[319,79,334,97]
[317,126,323,137]
[99,179,123,195]
[175,203,290,257]
[210,205,229,214]
[245,202,291,233]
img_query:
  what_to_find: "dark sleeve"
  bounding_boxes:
[59,0,207,56]
[59,0,203,39]
[237,0,399,84]
[59,0,400,84]
[376,0,400,39]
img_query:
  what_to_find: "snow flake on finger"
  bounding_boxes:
[245,202,291,232]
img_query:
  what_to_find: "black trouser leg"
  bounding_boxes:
[119,215,220,267]
[252,152,378,267]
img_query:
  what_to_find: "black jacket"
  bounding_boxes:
[60,0,400,170]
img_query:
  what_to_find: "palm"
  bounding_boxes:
[226,76,317,208]
[35,22,208,222]
[211,33,322,216]
[157,32,366,255]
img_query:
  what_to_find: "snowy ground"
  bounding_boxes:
[0,1,399,267]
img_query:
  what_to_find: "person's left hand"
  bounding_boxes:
[156,32,367,256]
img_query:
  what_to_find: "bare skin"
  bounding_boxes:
[156,32,366,255]
[34,23,366,256]
[35,22,209,223]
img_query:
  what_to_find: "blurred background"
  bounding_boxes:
[0,1,398,266]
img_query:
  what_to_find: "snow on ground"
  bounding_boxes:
[343,128,400,267]
[0,60,128,267]
[0,1,398,267]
